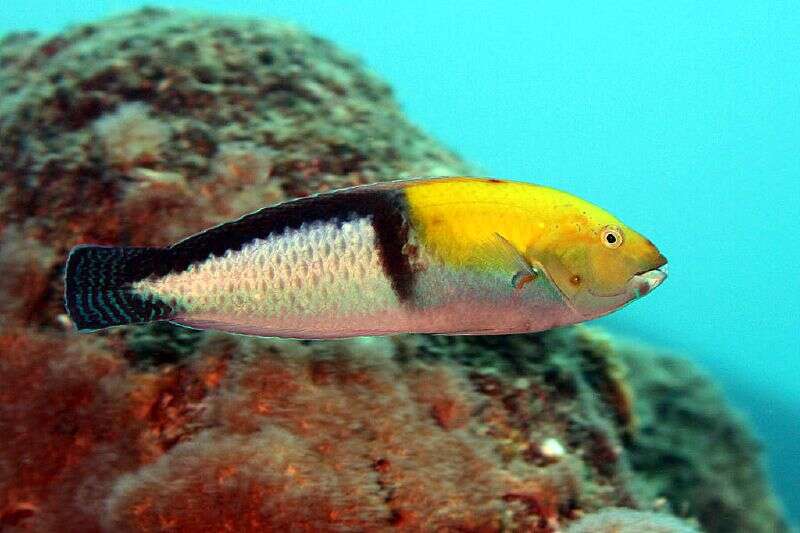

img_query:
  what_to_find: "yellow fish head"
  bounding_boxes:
[528,206,668,319]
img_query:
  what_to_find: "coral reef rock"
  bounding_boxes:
[0,8,790,533]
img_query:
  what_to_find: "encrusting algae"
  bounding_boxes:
[0,8,790,532]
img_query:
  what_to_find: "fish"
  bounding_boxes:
[64,177,668,338]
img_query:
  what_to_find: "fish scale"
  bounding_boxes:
[133,216,398,318]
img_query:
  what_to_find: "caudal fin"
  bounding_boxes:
[64,245,175,331]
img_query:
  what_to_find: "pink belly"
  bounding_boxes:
[174,298,577,339]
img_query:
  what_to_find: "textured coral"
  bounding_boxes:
[93,102,171,169]
[0,8,790,533]
[621,345,790,533]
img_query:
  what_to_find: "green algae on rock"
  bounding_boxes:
[620,344,790,533]
[0,8,790,532]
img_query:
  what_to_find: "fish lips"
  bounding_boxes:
[583,262,668,301]
[570,260,668,318]
[629,265,668,298]
[630,253,668,298]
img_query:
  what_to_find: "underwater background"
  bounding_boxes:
[1,1,797,529]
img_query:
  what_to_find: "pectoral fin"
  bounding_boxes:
[493,233,540,289]
[491,233,580,314]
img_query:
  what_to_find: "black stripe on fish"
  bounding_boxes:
[370,193,415,303]
[166,186,417,302]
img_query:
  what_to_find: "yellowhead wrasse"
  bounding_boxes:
[64,177,667,338]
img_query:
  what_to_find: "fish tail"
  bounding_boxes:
[64,245,175,331]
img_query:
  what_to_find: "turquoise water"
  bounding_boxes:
[3,0,798,521]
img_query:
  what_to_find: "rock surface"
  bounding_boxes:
[0,8,789,532]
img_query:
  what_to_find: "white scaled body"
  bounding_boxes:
[134,216,407,337]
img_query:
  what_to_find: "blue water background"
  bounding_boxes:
[2,1,798,522]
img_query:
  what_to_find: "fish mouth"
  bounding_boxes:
[584,258,669,300]
[566,255,668,319]
[630,253,668,297]
[629,265,668,298]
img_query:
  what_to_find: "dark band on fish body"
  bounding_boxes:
[369,193,415,303]
[165,186,417,302]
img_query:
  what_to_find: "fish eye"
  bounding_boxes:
[601,226,623,249]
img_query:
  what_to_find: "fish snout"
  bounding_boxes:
[631,257,668,298]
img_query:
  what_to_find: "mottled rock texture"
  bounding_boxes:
[0,8,789,532]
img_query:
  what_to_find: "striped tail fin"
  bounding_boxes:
[64,245,175,331]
